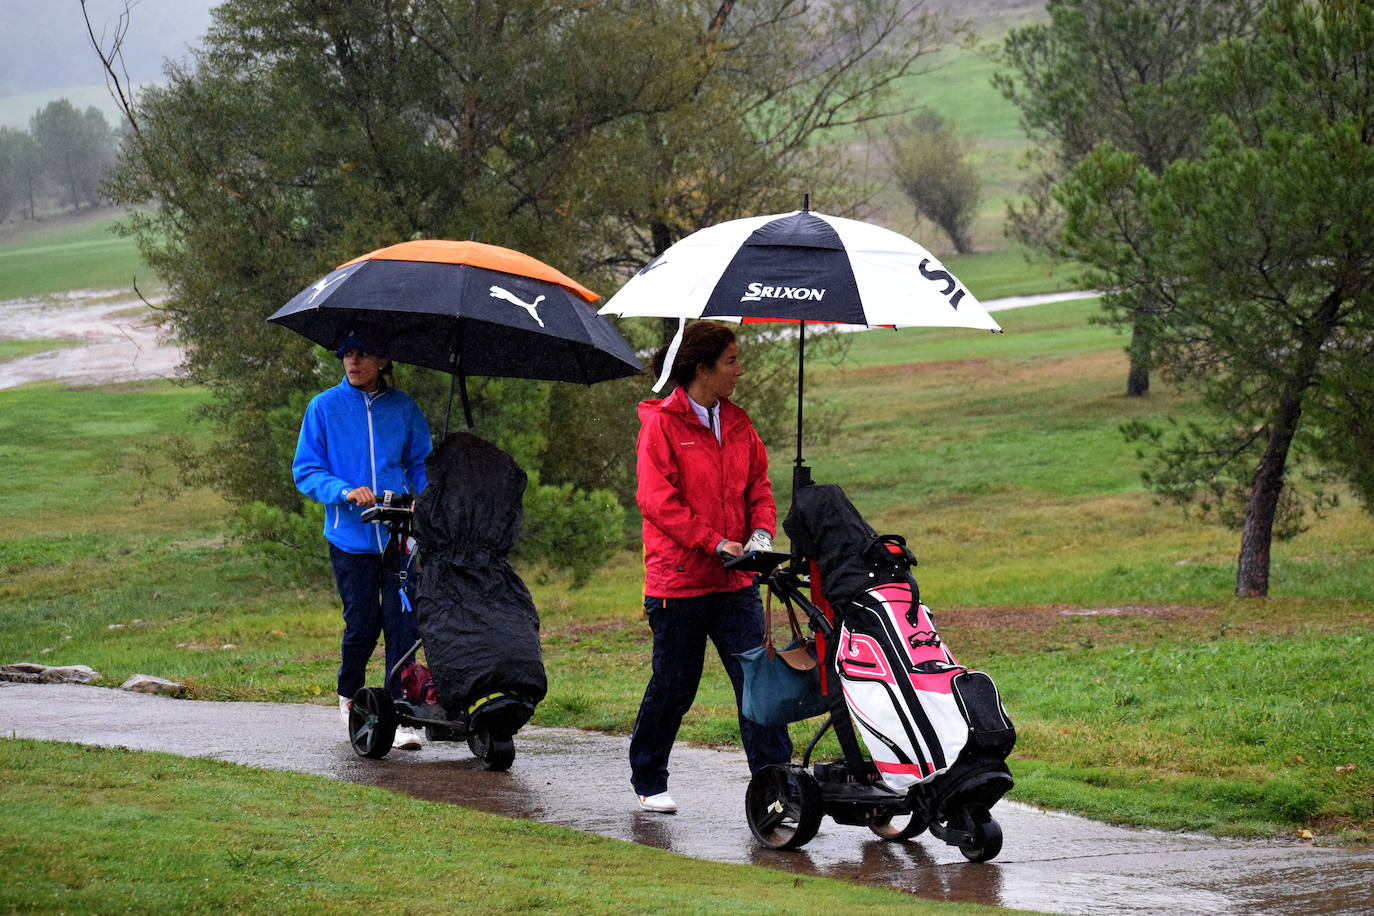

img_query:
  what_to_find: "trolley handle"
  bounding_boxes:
[724,549,833,638]
[359,490,415,526]
[721,548,792,574]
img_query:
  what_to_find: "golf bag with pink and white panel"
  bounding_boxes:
[740,482,1014,860]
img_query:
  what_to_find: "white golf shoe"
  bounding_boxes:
[393,726,424,750]
[637,791,677,813]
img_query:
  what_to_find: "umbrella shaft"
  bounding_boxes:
[792,322,812,502]
[796,320,805,469]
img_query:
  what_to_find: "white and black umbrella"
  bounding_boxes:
[599,201,1001,489]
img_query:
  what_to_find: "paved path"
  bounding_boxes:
[983,290,1099,312]
[4,682,1370,915]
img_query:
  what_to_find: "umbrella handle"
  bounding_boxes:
[442,373,476,438]
[459,374,474,429]
[444,374,454,439]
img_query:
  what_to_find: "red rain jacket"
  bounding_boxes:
[636,386,777,598]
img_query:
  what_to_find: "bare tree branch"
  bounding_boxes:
[82,0,141,137]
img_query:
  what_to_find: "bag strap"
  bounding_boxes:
[764,585,816,671]
[763,586,807,652]
[763,586,778,658]
[782,595,806,646]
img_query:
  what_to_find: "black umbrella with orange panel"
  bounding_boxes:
[269,239,642,430]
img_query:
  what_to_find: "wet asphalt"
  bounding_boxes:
[4,682,1371,915]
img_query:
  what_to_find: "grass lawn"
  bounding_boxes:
[0,740,1014,916]
[0,337,79,362]
[0,207,150,300]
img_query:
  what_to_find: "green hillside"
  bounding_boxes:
[0,208,146,300]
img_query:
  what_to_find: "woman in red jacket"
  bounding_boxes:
[629,321,793,813]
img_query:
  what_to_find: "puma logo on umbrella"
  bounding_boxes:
[489,285,545,327]
[305,267,354,304]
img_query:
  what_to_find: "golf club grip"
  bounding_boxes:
[360,505,412,525]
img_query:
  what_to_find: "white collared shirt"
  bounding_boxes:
[686,394,721,443]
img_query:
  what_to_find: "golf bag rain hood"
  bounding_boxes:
[411,432,546,729]
[783,483,914,607]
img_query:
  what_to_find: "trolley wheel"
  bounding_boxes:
[348,688,397,759]
[467,729,515,771]
[958,813,1003,863]
[869,810,928,842]
[745,764,823,850]
[932,805,1004,863]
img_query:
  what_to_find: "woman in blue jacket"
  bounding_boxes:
[293,327,432,749]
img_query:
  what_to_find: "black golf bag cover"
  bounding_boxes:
[784,484,1014,796]
[783,483,918,608]
[411,432,546,733]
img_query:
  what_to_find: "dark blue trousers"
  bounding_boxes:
[329,543,416,701]
[629,587,793,797]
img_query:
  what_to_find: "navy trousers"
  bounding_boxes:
[329,543,416,701]
[629,587,793,797]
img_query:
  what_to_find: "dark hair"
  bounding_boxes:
[651,321,737,388]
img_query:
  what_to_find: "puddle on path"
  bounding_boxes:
[0,291,179,389]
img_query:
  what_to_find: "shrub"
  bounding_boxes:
[519,473,626,588]
[229,500,330,582]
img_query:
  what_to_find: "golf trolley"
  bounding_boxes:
[347,493,518,771]
[728,541,1014,863]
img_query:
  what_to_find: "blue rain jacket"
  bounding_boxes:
[292,376,432,554]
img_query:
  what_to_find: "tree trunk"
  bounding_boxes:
[1236,291,1344,597]
[651,219,672,257]
[652,220,679,347]
[1236,394,1307,597]
[1125,319,1150,397]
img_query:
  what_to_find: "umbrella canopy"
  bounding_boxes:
[598,205,1001,489]
[599,207,1002,331]
[269,239,642,430]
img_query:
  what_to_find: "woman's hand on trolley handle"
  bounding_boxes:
[717,539,745,558]
[345,486,377,507]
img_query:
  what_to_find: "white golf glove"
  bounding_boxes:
[743,529,773,553]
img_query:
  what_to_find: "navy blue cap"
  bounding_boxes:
[335,327,388,359]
